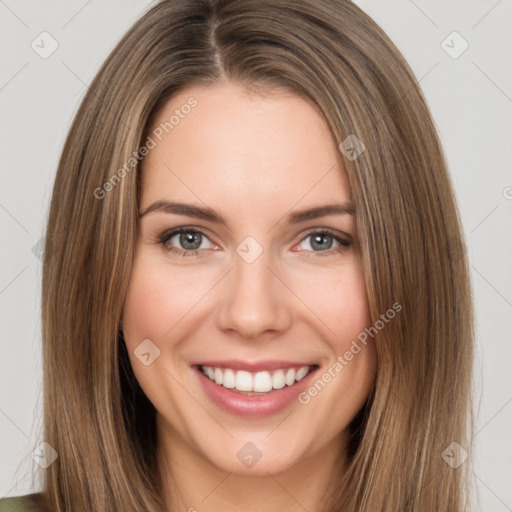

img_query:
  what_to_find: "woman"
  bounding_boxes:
[0,0,474,510]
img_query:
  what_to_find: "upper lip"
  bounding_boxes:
[192,360,318,372]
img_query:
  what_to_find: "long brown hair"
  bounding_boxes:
[39,0,474,510]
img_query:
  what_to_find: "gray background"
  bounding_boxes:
[1,0,511,509]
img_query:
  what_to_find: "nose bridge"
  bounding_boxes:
[216,239,291,337]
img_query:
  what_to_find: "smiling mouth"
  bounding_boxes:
[196,364,319,395]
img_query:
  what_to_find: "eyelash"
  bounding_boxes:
[155,226,352,258]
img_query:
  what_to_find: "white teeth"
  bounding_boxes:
[253,371,273,392]
[272,370,286,390]
[200,365,313,392]
[285,368,296,386]
[223,368,236,388]
[235,370,253,391]
[295,366,309,381]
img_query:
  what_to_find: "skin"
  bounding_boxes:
[121,81,377,512]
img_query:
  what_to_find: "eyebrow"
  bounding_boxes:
[138,200,355,224]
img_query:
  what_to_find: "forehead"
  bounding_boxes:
[140,81,351,209]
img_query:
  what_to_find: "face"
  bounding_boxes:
[122,81,376,476]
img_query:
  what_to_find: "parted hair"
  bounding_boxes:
[36,0,475,510]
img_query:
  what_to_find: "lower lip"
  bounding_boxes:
[194,366,319,418]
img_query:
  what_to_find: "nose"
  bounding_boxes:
[216,249,293,340]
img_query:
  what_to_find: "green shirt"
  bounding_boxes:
[0,494,43,511]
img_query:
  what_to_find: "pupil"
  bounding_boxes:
[181,232,201,250]
[312,234,332,251]
[177,232,334,252]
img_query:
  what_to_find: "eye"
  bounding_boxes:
[155,226,352,259]
[157,227,217,257]
[293,228,352,257]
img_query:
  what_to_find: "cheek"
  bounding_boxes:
[122,268,168,342]
[120,253,201,406]
[122,252,213,342]
[291,261,371,348]
[291,261,376,395]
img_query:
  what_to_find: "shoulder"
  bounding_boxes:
[0,494,44,512]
